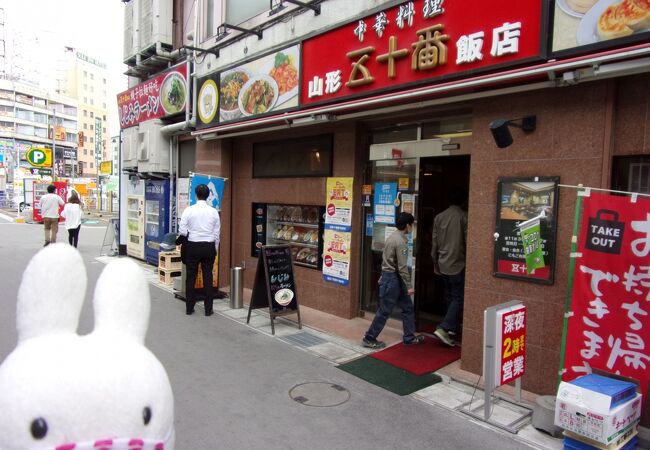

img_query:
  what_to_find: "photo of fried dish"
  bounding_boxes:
[269,51,298,96]
[220,70,250,119]
[577,0,650,44]
[238,75,278,116]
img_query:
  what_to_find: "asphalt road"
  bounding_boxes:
[0,215,534,449]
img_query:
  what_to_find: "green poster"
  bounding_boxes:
[518,217,545,274]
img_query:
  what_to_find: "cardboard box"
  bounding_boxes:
[563,427,638,450]
[569,374,637,409]
[555,380,642,445]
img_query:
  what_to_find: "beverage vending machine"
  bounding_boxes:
[33,181,67,223]
[144,179,170,265]
[126,178,145,260]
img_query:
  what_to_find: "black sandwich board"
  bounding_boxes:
[247,244,302,335]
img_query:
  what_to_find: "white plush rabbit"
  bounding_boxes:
[0,244,175,450]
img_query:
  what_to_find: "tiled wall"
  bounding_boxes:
[461,75,650,396]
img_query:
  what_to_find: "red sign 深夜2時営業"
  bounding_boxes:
[117,63,188,129]
[301,0,544,105]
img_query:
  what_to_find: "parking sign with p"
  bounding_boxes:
[26,147,52,167]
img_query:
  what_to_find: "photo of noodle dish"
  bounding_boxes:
[238,74,279,117]
[219,68,251,120]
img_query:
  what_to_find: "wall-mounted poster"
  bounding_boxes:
[552,0,650,55]
[196,74,220,129]
[493,177,559,284]
[219,44,300,123]
[374,182,397,225]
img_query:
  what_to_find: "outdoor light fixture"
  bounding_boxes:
[489,115,536,149]
[270,0,321,16]
[216,23,263,42]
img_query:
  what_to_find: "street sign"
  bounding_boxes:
[26,147,52,167]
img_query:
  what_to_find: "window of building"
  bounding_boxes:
[90,137,94,143]
[90,162,94,168]
[103,114,107,121]
[90,124,94,130]
[90,73,94,80]
[16,94,33,105]
[34,113,47,124]
[103,78,106,84]
[34,128,47,138]
[83,123,87,129]
[0,90,13,100]
[34,98,46,108]
[90,112,94,118]
[84,136,87,143]
[83,71,87,77]
[103,127,106,133]
[0,121,13,131]
[90,99,94,105]
[612,156,650,194]
[84,149,88,155]
[102,102,106,109]
[83,110,88,117]
[66,132,76,142]
[253,134,333,178]
[83,97,87,103]
[225,0,266,25]
[15,109,35,121]
[0,105,13,116]
[16,124,35,135]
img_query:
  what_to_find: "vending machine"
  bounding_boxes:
[144,179,170,265]
[33,181,67,223]
[126,178,145,260]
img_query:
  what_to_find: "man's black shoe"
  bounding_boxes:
[205,311,213,317]
[186,309,194,315]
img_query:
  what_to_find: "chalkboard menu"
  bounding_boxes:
[247,244,302,334]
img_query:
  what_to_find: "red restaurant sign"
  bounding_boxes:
[496,304,526,387]
[117,63,188,129]
[301,0,543,105]
[562,192,650,407]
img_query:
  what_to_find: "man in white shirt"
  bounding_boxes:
[40,184,65,246]
[178,184,221,316]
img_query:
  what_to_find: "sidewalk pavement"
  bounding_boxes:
[97,254,572,450]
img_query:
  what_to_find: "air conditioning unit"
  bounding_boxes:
[137,120,170,174]
[138,0,173,55]
[123,0,139,65]
[122,126,139,170]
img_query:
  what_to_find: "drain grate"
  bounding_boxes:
[289,382,351,407]
[280,332,327,348]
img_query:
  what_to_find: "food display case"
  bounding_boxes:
[252,203,325,269]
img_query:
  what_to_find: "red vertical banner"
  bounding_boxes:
[562,192,650,407]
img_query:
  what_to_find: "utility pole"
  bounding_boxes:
[51,107,57,181]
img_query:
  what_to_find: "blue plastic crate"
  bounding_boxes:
[563,436,637,450]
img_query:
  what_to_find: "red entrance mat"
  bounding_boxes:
[369,338,461,376]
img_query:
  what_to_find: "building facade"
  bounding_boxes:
[58,49,112,180]
[0,79,77,208]
[120,0,650,422]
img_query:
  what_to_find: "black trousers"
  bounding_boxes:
[184,241,216,315]
[67,226,81,247]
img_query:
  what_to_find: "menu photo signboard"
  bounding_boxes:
[552,0,650,56]
[247,244,302,335]
[117,63,188,129]
[219,44,300,123]
[493,177,559,284]
[196,73,220,130]
[301,0,545,106]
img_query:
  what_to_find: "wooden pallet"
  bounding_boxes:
[159,267,182,285]
[159,251,182,271]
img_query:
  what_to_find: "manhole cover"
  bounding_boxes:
[289,382,351,407]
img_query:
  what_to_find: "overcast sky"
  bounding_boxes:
[1,0,126,135]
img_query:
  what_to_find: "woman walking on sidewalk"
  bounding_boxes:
[62,191,84,248]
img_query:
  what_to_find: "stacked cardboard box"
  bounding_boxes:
[555,374,642,449]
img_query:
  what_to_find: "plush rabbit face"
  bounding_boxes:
[0,244,175,450]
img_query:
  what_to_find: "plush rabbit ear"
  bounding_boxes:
[93,258,150,343]
[17,244,87,343]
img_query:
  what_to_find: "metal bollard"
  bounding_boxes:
[229,266,243,309]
